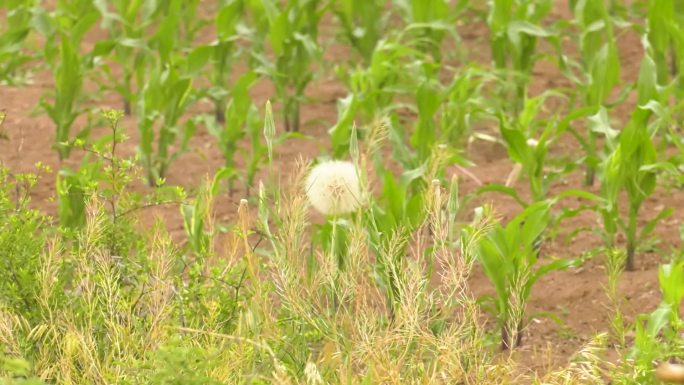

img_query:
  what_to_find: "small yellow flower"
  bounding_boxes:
[305,160,361,215]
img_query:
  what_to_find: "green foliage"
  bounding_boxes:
[181,175,224,260]
[0,356,45,385]
[403,66,488,168]
[629,261,684,383]
[124,340,227,385]
[56,157,100,229]
[570,0,621,107]
[664,125,684,186]
[58,110,184,257]
[0,170,46,323]
[332,45,490,169]
[329,41,412,157]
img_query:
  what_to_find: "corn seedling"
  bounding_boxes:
[400,65,491,169]
[332,0,385,63]
[480,93,584,207]
[94,0,161,115]
[204,71,259,194]
[598,53,671,271]
[475,200,578,349]
[0,0,36,84]
[137,58,196,185]
[39,0,101,161]
[43,38,86,160]
[252,0,326,132]
[243,101,268,194]
[646,0,684,85]
[174,0,206,47]
[204,0,247,124]
[395,0,459,62]
[487,0,554,113]
[329,40,416,158]
[443,66,498,148]
[244,101,277,200]
[567,0,622,186]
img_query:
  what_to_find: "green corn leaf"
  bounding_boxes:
[216,0,243,39]
[71,11,99,43]
[645,302,671,337]
[187,45,213,76]
[477,184,528,208]
[659,262,684,308]
[636,54,658,106]
[526,257,579,299]
[639,207,673,244]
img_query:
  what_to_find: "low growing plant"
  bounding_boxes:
[628,261,684,383]
[0,169,47,323]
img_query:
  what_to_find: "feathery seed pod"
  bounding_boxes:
[305,160,361,215]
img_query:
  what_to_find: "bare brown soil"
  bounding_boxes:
[1,0,682,376]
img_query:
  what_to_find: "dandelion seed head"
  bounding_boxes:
[305,160,361,215]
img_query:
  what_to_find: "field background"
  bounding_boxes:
[1,0,684,382]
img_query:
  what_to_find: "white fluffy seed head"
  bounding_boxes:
[305,160,361,215]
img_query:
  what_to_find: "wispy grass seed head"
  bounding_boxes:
[305,160,361,216]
